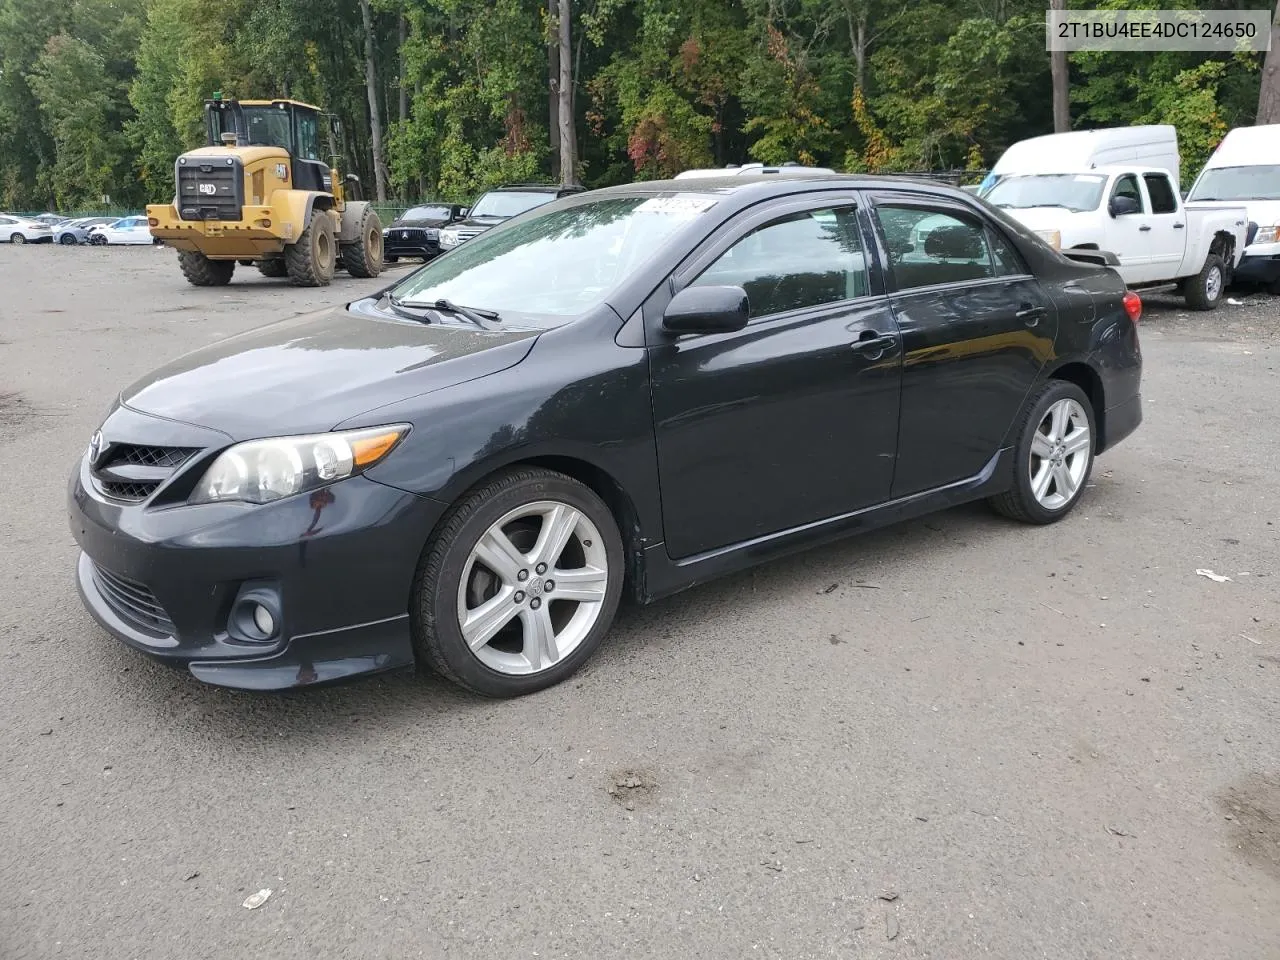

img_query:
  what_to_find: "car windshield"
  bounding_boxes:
[401,205,453,221]
[467,191,557,219]
[391,194,717,320]
[985,174,1107,212]
[1188,165,1280,201]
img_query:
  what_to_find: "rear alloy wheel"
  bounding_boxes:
[989,381,1095,525]
[10,233,24,244]
[177,250,235,286]
[412,468,624,697]
[1184,253,1225,311]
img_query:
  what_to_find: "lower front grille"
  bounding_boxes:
[99,481,158,502]
[91,563,176,636]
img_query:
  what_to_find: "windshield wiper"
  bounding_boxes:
[402,297,502,330]
[384,292,435,324]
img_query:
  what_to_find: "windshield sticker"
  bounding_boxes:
[636,195,719,216]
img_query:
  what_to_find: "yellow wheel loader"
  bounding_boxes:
[147,96,383,287]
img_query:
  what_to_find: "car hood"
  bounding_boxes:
[448,216,506,230]
[121,301,540,441]
[1189,197,1280,225]
[388,217,451,229]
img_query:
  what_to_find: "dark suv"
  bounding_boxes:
[382,203,467,262]
[437,184,585,251]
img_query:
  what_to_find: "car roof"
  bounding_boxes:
[585,173,973,202]
[490,183,581,194]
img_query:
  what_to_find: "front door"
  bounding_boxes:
[1107,173,1155,282]
[647,198,903,560]
[869,197,1058,497]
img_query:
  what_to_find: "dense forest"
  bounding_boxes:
[0,0,1274,211]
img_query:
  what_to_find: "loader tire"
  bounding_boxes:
[178,250,235,287]
[341,207,384,278]
[286,214,336,287]
[256,258,288,278]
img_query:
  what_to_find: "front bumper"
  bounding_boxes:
[67,409,447,690]
[1234,249,1280,284]
[383,233,440,259]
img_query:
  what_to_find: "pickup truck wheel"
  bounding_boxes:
[1184,253,1225,311]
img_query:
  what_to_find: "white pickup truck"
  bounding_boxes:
[983,165,1248,310]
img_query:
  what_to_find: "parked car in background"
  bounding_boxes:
[1186,124,1280,291]
[978,126,1180,196]
[87,216,156,246]
[985,165,1246,309]
[382,203,466,262]
[437,184,584,250]
[54,217,118,245]
[31,213,69,227]
[69,173,1142,697]
[0,214,54,244]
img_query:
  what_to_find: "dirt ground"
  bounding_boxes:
[1,244,1278,959]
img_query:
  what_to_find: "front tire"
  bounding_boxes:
[285,214,335,286]
[88,234,106,246]
[411,467,624,698]
[59,233,76,245]
[341,208,383,278]
[177,250,235,286]
[989,380,1095,525]
[1185,253,1225,311]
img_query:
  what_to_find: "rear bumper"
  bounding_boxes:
[1099,394,1141,454]
[146,203,289,257]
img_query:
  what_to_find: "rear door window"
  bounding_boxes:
[1143,173,1178,214]
[873,205,996,291]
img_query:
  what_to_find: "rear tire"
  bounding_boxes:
[988,380,1095,525]
[256,258,288,278]
[1184,253,1225,311]
[89,234,106,246]
[341,207,383,278]
[285,214,335,287]
[177,250,235,286]
[411,467,625,698]
[10,233,24,244]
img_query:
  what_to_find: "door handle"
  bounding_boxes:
[1016,303,1046,327]
[1138,225,1152,232]
[852,332,897,358]
[1173,222,1185,229]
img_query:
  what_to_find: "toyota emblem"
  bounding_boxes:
[88,430,103,464]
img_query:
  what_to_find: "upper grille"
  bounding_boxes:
[177,159,243,221]
[91,562,175,636]
[92,444,201,502]
[455,227,485,242]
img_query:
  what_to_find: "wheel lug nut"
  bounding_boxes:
[530,597,541,610]
[544,580,555,592]
[517,570,529,582]
[535,562,547,575]
[514,591,525,603]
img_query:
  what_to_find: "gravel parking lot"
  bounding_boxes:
[1,245,1278,959]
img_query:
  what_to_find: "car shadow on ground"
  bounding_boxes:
[92,499,1020,748]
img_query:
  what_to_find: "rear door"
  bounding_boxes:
[869,195,1058,497]
[1141,171,1185,278]
[646,194,903,559]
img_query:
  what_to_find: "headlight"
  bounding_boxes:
[1254,223,1279,244]
[426,228,439,241]
[190,425,410,505]
[439,231,458,248]
[1034,228,1062,250]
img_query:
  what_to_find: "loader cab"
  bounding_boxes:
[204,98,332,195]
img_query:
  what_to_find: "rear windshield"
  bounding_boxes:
[1188,165,1280,202]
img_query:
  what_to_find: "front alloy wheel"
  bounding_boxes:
[458,502,609,675]
[412,467,624,697]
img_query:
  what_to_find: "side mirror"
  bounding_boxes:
[1109,195,1140,217]
[458,207,469,218]
[662,285,749,335]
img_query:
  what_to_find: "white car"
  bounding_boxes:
[87,216,156,246]
[0,214,54,244]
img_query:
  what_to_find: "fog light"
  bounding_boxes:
[252,603,275,636]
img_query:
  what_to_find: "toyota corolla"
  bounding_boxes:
[68,175,1142,697]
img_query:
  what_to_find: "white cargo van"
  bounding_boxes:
[979,126,1180,195]
[1186,124,1280,290]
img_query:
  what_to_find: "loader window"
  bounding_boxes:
[242,107,294,150]
[295,111,321,161]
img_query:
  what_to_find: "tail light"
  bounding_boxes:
[1122,290,1141,323]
